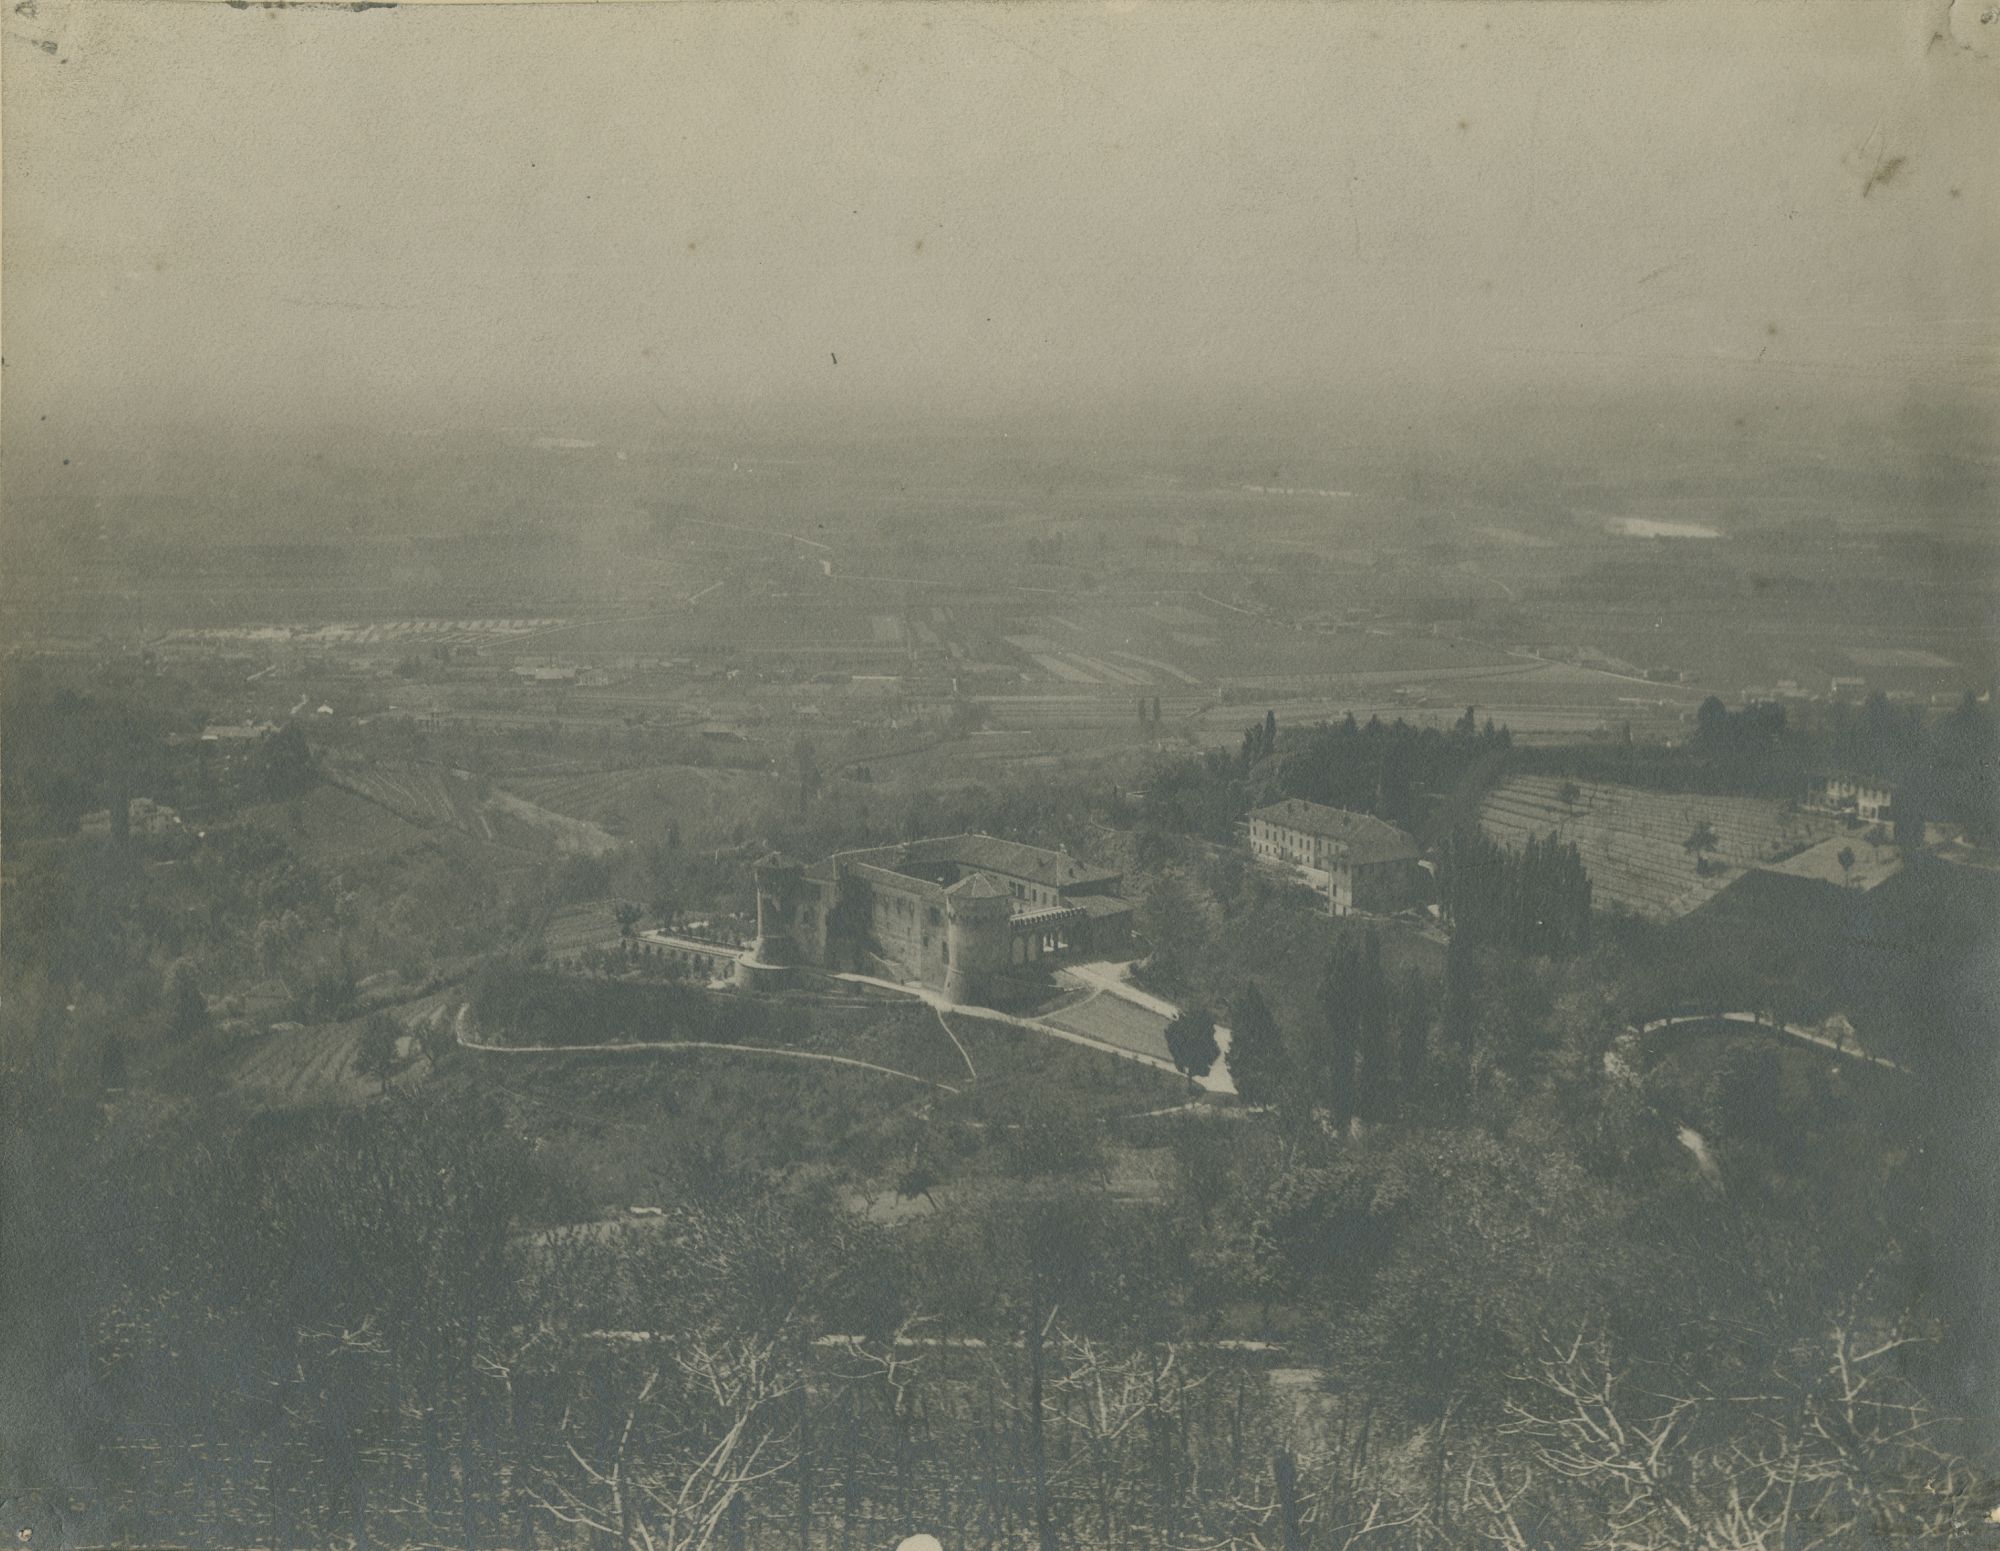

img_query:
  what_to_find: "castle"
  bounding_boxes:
[737,834,1135,1004]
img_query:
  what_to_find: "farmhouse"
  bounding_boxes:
[1247,799,1421,916]
[79,797,183,838]
[201,721,277,743]
[1808,773,1896,825]
[738,834,1134,1004]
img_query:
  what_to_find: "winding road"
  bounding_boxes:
[1630,1010,1903,1074]
[449,1003,960,1091]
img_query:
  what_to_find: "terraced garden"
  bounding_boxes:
[501,764,783,844]
[1479,775,1838,920]
[228,1009,436,1108]
[1042,991,1175,1063]
[325,759,490,834]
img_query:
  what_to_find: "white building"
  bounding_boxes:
[1808,773,1895,825]
[1247,799,1421,916]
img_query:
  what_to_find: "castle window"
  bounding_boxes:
[928,907,941,926]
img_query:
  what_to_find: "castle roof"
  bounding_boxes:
[902,833,1119,891]
[944,871,1011,900]
[1248,800,1418,865]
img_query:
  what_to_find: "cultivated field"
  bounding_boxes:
[319,758,624,855]
[228,1011,436,1108]
[500,764,784,845]
[1479,775,1840,920]
[539,901,634,957]
[326,759,486,833]
[1042,991,1175,1063]
[238,784,437,868]
[160,618,568,649]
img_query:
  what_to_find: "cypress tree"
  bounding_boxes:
[1396,968,1431,1103]
[1354,930,1391,1121]
[1316,942,1359,1132]
[1443,931,1478,1089]
[1225,980,1287,1108]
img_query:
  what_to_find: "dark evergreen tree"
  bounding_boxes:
[1440,824,1591,957]
[1224,980,1286,1107]
[1442,930,1478,1082]
[164,958,207,1043]
[1164,1008,1220,1090]
[1314,942,1360,1131]
[356,1013,402,1097]
[1395,967,1430,1101]
[1354,930,1392,1121]
[256,721,318,800]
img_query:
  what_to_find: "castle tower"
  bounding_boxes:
[737,851,803,990]
[941,872,1012,1005]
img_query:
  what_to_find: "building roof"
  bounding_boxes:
[1248,800,1418,864]
[945,871,1011,900]
[1757,835,1903,892]
[902,833,1119,890]
[1815,770,1895,793]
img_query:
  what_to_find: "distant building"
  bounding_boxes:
[202,721,277,743]
[1829,676,1866,701]
[513,663,579,684]
[1247,799,1421,916]
[740,834,1134,1003]
[1808,773,1895,825]
[80,797,183,837]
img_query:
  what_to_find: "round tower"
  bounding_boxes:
[737,851,803,991]
[941,872,1012,1005]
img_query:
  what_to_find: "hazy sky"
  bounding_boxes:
[4,0,1994,435]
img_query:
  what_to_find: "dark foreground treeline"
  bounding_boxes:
[8,1074,1994,1551]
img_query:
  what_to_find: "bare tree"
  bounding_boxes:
[527,1339,800,1551]
[1461,1321,1977,1551]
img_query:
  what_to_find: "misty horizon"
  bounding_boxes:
[4,1,1994,459]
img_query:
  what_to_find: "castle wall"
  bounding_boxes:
[943,898,1012,1004]
[767,837,1134,996]
[838,864,950,987]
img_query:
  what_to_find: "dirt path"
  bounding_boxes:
[453,1003,959,1091]
[1634,1011,1903,1073]
[932,1005,979,1080]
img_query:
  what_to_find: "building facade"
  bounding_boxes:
[739,834,1135,1004]
[1247,799,1421,916]
[1808,774,1895,825]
